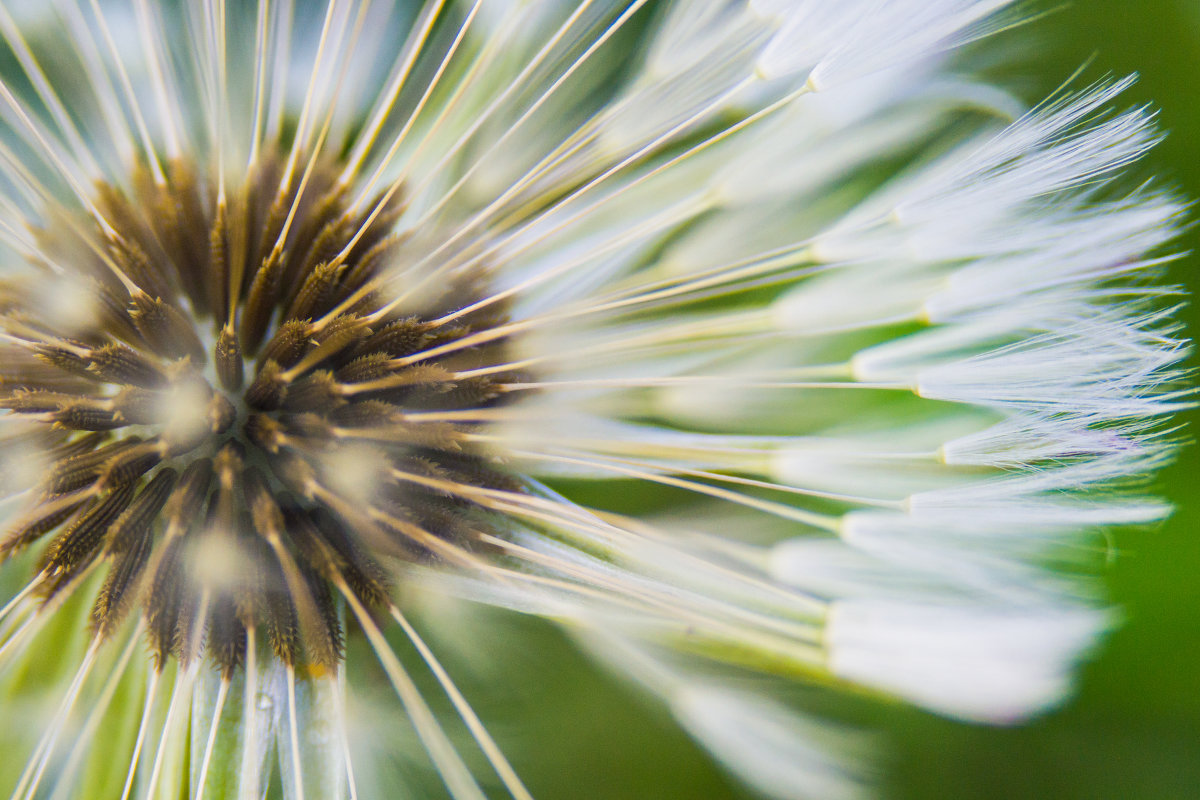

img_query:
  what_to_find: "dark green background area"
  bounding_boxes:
[506,3,1200,799]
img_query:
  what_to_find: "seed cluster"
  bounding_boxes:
[0,155,524,675]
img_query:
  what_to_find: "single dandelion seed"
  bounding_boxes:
[0,1,1188,799]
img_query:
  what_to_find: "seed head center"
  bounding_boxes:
[0,154,527,674]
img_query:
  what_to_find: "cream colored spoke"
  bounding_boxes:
[118,668,161,800]
[263,0,295,147]
[337,579,488,800]
[405,0,652,232]
[368,74,762,323]
[193,677,231,800]
[0,71,117,230]
[397,0,600,203]
[237,626,261,800]
[285,665,306,800]
[405,81,816,328]
[473,532,825,654]
[143,593,210,800]
[49,626,143,800]
[328,673,359,800]
[338,0,448,186]
[12,640,101,800]
[280,0,345,188]
[477,437,908,509]
[49,0,134,165]
[419,191,714,329]
[338,0,485,251]
[132,0,184,160]
[0,2,98,177]
[388,605,535,800]
[477,450,840,532]
[84,0,165,185]
[247,0,271,166]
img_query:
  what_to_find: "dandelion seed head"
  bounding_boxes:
[0,142,533,686]
[0,1,1188,798]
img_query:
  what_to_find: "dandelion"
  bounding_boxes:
[0,1,1187,799]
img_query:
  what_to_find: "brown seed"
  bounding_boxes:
[215,324,244,391]
[260,319,312,368]
[86,343,167,388]
[44,437,142,496]
[245,359,288,410]
[241,247,286,353]
[91,469,179,638]
[287,261,345,322]
[128,291,207,363]
[1,497,89,559]
[40,482,137,588]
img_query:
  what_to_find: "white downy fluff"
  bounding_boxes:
[825,599,1110,723]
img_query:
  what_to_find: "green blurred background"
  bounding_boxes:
[499,3,1200,799]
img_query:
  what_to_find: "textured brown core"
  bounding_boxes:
[0,155,526,675]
